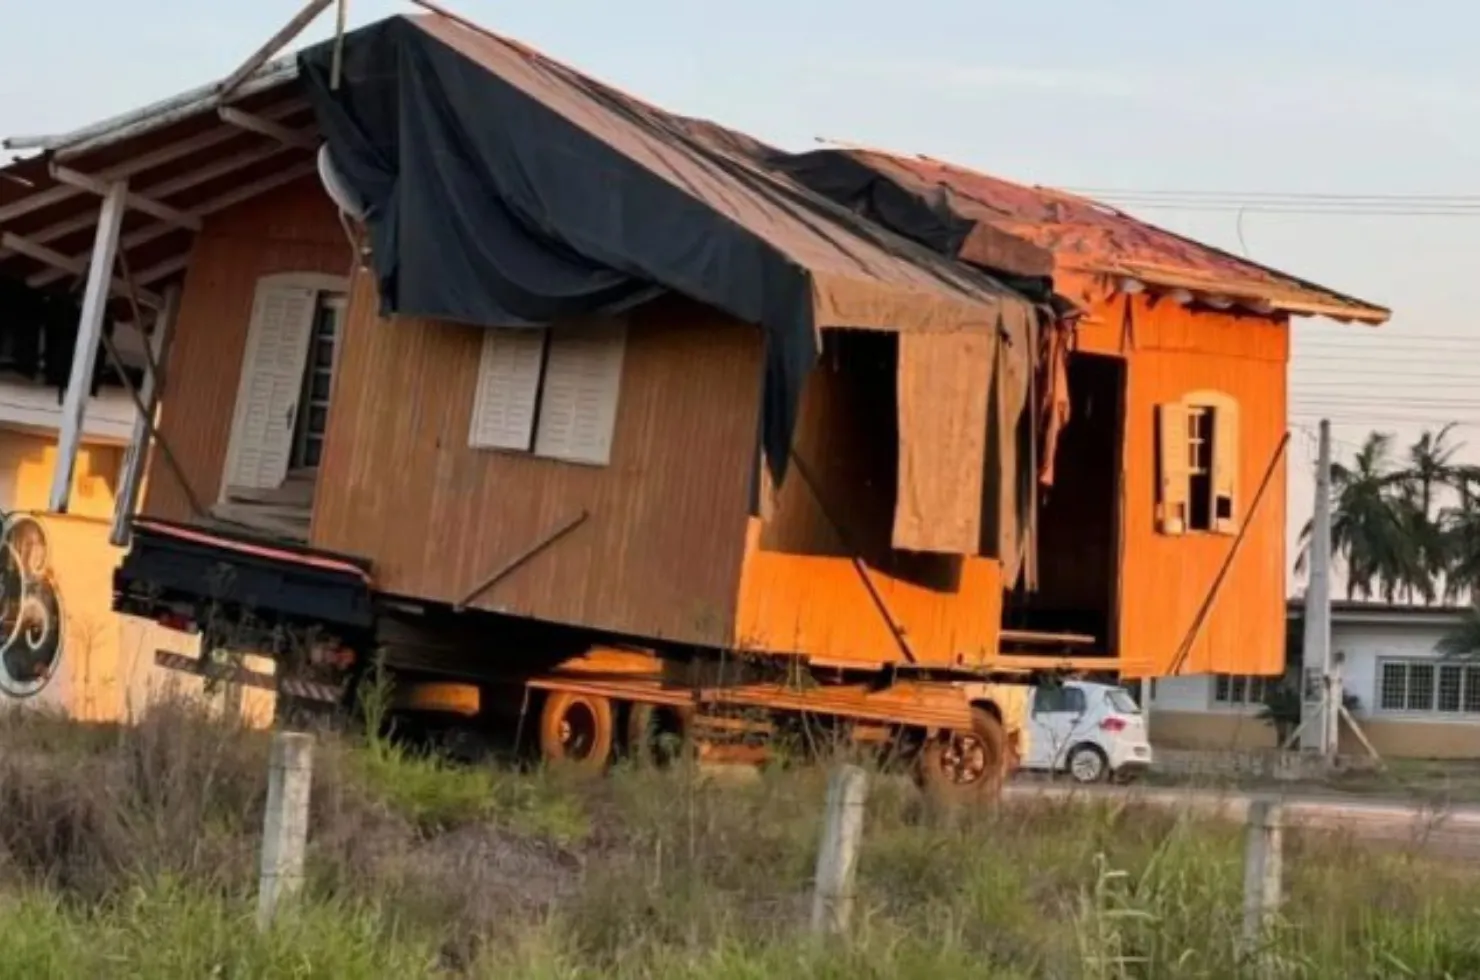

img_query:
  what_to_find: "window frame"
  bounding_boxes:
[1156,389,1240,537]
[1209,672,1270,712]
[220,271,348,500]
[1376,657,1480,720]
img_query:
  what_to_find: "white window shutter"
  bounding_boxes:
[224,281,319,492]
[469,328,546,450]
[1156,402,1189,535]
[534,318,627,466]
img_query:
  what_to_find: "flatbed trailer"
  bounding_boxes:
[115,517,1074,802]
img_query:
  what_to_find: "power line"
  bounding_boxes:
[1065,189,1480,205]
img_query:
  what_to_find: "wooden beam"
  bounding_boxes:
[51,181,128,513]
[7,141,303,260]
[219,107,318,151]
[50,165,202,231]
[1,231,163,307]
[111,284,181,545]
[218,0,335,99]
[29,161,316,289]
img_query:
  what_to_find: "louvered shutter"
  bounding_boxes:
[1156,402,1189,535]
[1211,397,1240,534]
[224,280,318,491]
[469,328,546,450]
[534,318,627,466]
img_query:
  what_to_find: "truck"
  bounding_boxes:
[0,12,1385,801]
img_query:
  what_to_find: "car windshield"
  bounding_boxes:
[1106,689,1140,714]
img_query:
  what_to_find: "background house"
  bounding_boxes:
[1147,599,1480,759]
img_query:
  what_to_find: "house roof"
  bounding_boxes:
[780,148,1391,325]
[1287,597,1467,628]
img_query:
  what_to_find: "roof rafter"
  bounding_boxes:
[219,107,317,150]
[49,166,202,231]
[0,138,307,261]
[28,161,318,290]
[0,98,309,229]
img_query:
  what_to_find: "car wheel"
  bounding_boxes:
[1066,743,1110,784]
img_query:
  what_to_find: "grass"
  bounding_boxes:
[1,702,1480,977]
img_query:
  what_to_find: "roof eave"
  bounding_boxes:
[3,57,301,159]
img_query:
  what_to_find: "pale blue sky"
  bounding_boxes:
[6,1,1480,584]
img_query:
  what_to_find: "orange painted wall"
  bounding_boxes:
[141,178,349,522]
[733,332,1004,669]
[1076,287,1289,679]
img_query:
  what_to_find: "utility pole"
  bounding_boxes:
[1303,419,1336,760]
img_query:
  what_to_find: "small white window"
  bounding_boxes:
[469,318,626,466]
[1211,673,1268,708]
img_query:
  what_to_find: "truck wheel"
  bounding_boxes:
[626,702,694,768]
[915,707,1008,806]
[538,691,614,775]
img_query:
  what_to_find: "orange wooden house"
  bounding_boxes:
[777,149,1390,678]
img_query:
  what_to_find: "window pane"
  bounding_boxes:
[1378,663,1407,711]
[303,438,322,468]
[1407,663,1435,712]
[1229,675,1247,704]
[1035,687,1063,714]
[1439,665,1463,713]
[1064,688,1086,714]
[1214,675,1231,703]
[310,372,332,401]
[1465,667,1480,714]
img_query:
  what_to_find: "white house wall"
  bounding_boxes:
[1330,618,1480,759]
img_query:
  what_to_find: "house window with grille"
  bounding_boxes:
[290,295,344,470]
[1212,673,1269,708]
[1378,659,1480,716]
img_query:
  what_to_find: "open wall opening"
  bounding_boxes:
[758,330,963,591]
[1005,351,1124,652]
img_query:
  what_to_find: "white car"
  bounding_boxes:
[1020,680,1152,783]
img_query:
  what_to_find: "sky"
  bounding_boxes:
[5,0,1480,595]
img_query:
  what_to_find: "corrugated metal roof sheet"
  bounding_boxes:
[839,150,1390,325]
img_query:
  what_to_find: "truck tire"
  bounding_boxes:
[626,702,694,768]
[538,690,614,776]
[915,707,1008,806]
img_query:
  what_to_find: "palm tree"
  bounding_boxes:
[1296,431,1417,600]
[1406,424,1461,520]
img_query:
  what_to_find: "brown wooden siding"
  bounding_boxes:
[311,285,764,647]
[1077,292,1289,679]
[141,178,349,522]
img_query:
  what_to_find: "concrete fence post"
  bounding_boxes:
[257,731,314,931]
[1241,797,1284,958]
[810,764,868,937]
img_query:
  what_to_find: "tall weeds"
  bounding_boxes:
[0,701,1478,977]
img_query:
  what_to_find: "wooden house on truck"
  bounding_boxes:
[0,10,1384,794]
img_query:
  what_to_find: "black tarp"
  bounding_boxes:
[297,16,1034,486]
[298,18,816,483]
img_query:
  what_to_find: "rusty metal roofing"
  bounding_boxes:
[835,150,1390,325]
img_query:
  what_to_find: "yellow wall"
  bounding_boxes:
[0,428,274,726]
